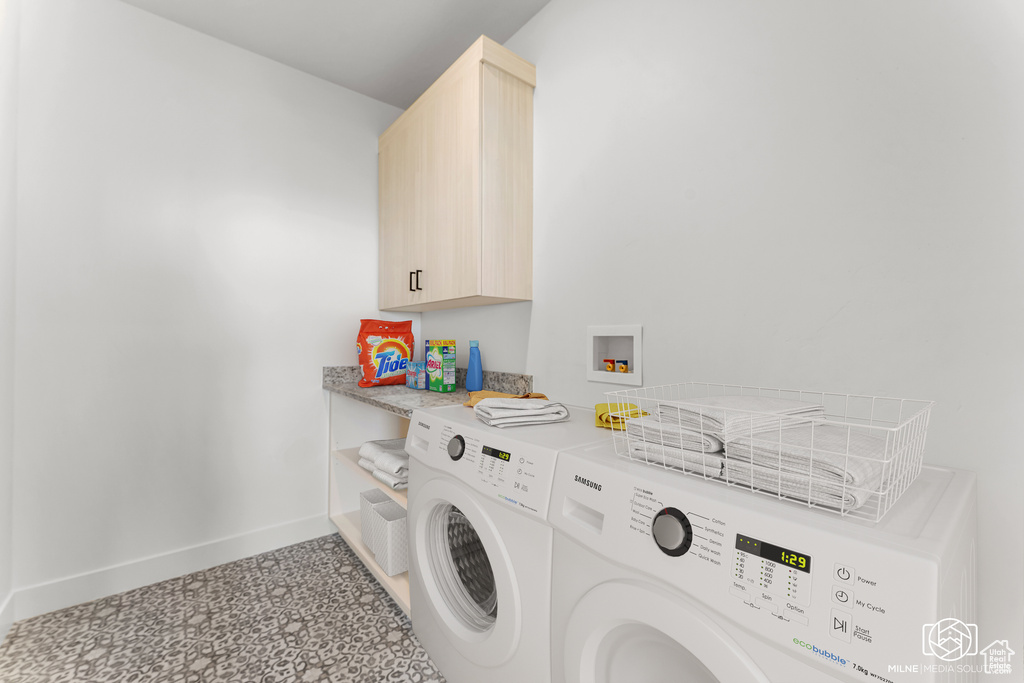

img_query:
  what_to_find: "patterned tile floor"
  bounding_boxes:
[0,535,446,683]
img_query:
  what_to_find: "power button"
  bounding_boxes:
[834,563,855,585]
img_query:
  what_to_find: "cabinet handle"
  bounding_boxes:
[415,270,423,291]
[409,271,415,292]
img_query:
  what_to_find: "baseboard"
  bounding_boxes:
[13,514,335,622]
[0,589,14,644]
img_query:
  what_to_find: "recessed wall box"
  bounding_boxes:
[587,325,642,386]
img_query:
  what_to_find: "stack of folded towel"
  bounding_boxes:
[627,416,723,452]
[657,395,825,440]
[473,398,570,428]
[357,438,410,490]
[625,394,885,512]
[723,423,885,510]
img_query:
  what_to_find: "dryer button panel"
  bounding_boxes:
[436,425,550,519]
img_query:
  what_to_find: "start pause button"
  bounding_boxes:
[830,608,852,643]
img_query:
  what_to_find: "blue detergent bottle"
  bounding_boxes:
[466,340,483,392]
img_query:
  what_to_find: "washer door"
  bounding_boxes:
[564,581,769,683]
[409,477,521,667]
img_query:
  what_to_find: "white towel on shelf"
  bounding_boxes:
[626,416,723,453]
[724,423,886,489]
[658,395,825,440]
[359,438,408,462]
[628,441,725,478]
[372,469,409,491]
[372,450,410,477]
[721,459,875,512]
[357,457,377,473]
[474,398,570,428]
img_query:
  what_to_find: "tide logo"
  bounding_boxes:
[372,339,410,379]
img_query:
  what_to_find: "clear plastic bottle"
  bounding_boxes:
[466,340,483,392]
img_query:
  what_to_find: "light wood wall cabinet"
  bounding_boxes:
[378,36,535,312]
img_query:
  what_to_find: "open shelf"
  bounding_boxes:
[329,447,410,615]
[331,447,408,505]
[329,509,410,615]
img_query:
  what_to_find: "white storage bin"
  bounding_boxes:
[371,500,409,577]
[359,488,393,555]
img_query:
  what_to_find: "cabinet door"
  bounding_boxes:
[481,63,533,301]
[416,62,481,305]
[378,122,425,310]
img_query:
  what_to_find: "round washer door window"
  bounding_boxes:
[409,477,522,667]
[426,503,498,631]
[564,581,769,683]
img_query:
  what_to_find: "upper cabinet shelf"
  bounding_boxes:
[378,36,535,312]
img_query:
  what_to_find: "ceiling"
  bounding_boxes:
[116,0,551,109]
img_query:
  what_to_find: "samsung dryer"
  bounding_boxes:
[547,440,977,683]
[404,404,610,683]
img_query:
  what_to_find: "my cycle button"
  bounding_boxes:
[834,563,855,585]
[832,585,853,605]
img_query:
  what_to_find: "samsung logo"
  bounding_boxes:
[417,421,431,430]
[574,475,602,491]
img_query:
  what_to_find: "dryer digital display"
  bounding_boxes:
[736,534,811,573]
[734,534,813,605]
[482,445,512,462]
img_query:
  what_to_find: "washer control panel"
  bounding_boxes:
[405,406,607,521]
[547,443,974,683]
[440,425,544,514]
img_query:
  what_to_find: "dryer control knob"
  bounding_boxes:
[652,507,693,557]
[447,435,466,461]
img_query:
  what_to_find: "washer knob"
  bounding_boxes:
[652,507,693,557]
[447,435,466,461]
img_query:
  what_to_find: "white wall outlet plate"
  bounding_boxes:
[587,325,642,386]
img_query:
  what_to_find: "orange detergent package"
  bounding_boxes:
[356,319,415,388]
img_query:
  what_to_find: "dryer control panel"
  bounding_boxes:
[406,406,609,521]
[549,442,977,683]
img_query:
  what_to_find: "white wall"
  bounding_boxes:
[12,0,402,617]
[0,0,19,638]
[424,0,1024,650]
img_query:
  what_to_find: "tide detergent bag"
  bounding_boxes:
[356,319,414,388]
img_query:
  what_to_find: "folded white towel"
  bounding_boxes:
[474,398,570,428]
[658,395,824,440]
[628,440,872,511]
[626,416,723,453]
[373,450,409,477]
[359,438,408,462]
[357,457,377,473]
[722,459,875,511]
[372,469,409,491]
[724,423,885,489]
[628,441,725,477]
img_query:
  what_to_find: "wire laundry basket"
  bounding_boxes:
[605,382,934,522]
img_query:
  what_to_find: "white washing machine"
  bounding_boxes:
[404,404,610,683]
[548,440,977,683]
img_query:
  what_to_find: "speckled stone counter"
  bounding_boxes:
[323,366,533,418]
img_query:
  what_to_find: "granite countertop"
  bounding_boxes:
[323,366,533,418]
